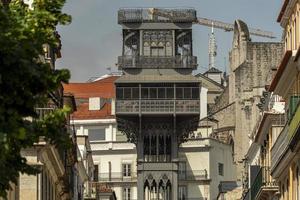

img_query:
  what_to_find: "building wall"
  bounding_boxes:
[209,139,236,200]
[179,138,235,200]
[283,1,300,51]
[212,19,284,181]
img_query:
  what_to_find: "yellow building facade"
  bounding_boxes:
[269,1,300,200]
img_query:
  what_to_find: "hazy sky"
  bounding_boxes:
[56,0,283,82]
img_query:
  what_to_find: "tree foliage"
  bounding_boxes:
[0,0,71,197]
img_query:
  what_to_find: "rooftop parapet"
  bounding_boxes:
[118,8,197,24]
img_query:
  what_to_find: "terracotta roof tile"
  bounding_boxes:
[63,76,119,99]
[64,75,118,120]
[72,102,114,120]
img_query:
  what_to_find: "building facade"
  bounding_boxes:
[115,8,203,200]
[65,73,236,200]
[209,19,284,183]
[3,39,89,200]
[268,0,300,199]
[242,93,285,200]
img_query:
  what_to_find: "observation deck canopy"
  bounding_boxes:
[118,8,197,24]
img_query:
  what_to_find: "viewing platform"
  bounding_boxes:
[118,8,197,24]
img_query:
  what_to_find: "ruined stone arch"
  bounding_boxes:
[233,19,251,48]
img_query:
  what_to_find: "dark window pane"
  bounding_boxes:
[132,88,139,99]
[176,88,183,99]
[184,88,191,99]
[150,88,157,99]
[124,88,131,99]
[141,88,148,99]
[192,88,199,99]
[116,88,123,99]
[158,88,165,99]
[88,129,106,141]
[166,88,174,98]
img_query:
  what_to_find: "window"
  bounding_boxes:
[166,88,174,98]
[176,88,183,99]
[158,88,166,99]
[88,129,106,141]
[116,88,124,99]
[149,88,157,99]
[124,88,132,99]
[93,165,98,181]
[141,88,149,99]
[142,30,173,57]
[122,164,131,177]
[132,88,139,99]
[123,187,131,200]
[192,88,199,99]
[178,186,187,200]
[218,163,224,176]
[184,88,192,99]
[178,162,186,180]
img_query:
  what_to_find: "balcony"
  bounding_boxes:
[178,170,208,181]
[118,55,197,69]
[250,166,278,200]
[289,102,300,149]
[35,107,55,119]
[98,172,137,182]
[116,99,200,115]
[271,123,289,171]
[118,8,197,23]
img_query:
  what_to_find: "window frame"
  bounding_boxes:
[218,163,224,176]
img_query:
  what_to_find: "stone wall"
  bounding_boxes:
[211,20,284,181]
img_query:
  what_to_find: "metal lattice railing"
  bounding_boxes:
[116,99,200,114]
[118,55,197,69]
[118,8,196,23]
[250,166,277,200]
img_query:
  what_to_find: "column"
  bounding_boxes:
[137,117,143,162]
[137,173,144,200]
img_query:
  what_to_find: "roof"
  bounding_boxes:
[63,75,119,98]
[195,72,224,89]
[277,0,290,22]
[115,74,201,83]
[269,50,292,92]
[204,67,222,74]
[64,75,119,120]
[71,103,114,120]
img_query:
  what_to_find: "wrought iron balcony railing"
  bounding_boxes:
[118,55,197,69]
[35,107,56,119]
[178,170,208,181]
[98,172,137,182]
[118,8,197,23]
[116,99,200,114]
[250,166,277,200]
[271,123,289,171]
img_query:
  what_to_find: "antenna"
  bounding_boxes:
[208,22,217,69]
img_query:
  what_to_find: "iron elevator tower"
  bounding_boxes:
[115,8,201,200]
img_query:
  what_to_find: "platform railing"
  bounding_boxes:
[118,8,197,23]
[116,99,200,114]
[118,55,197,69]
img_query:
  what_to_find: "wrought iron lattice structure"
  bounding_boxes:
[116,8,201,200]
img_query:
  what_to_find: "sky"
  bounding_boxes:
[56,0,283,82]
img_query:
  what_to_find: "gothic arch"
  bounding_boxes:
[233,19,251,48]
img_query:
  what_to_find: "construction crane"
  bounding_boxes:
[196,17,275,39]
[149,8,276,39]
